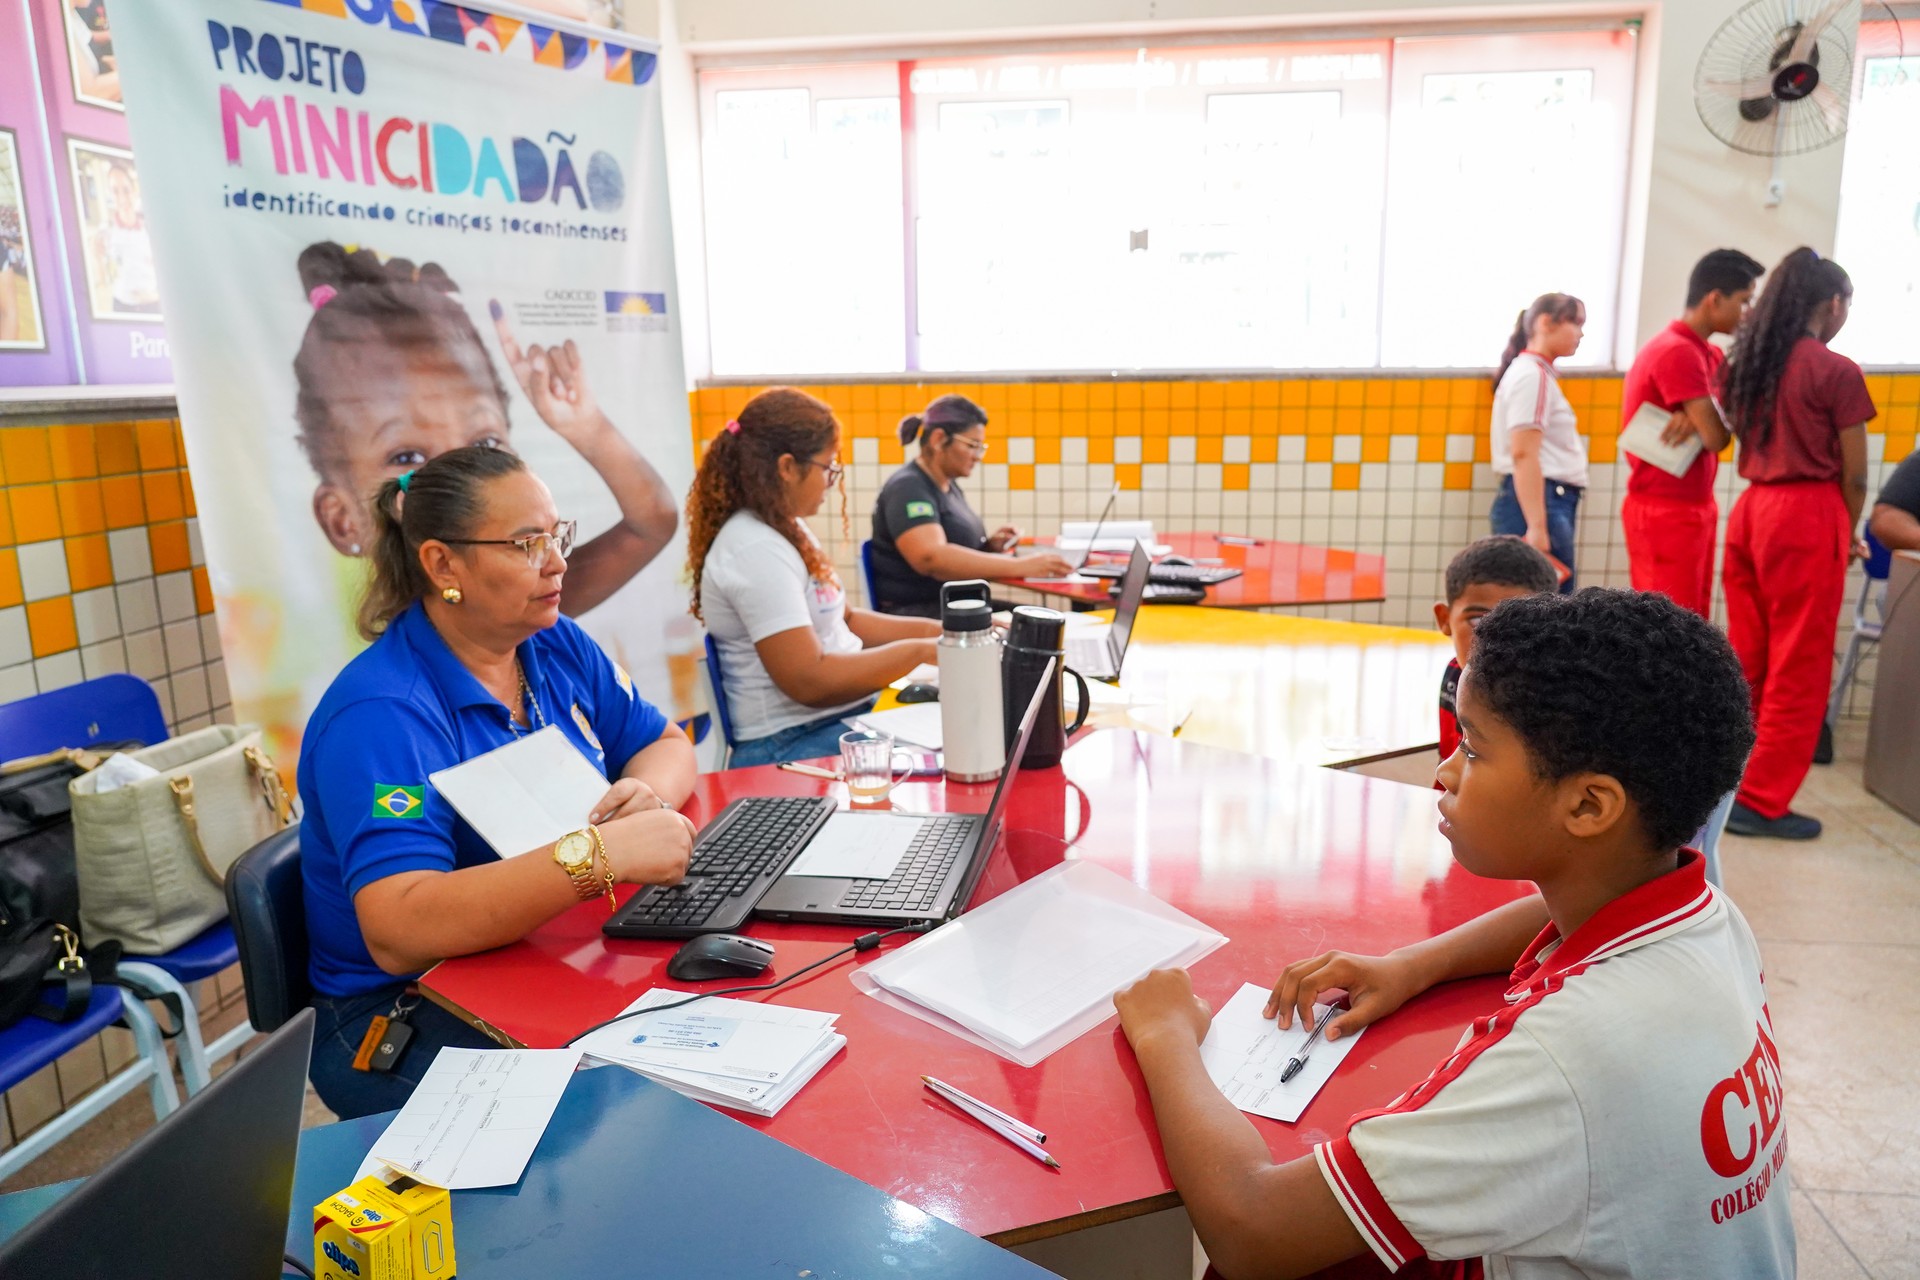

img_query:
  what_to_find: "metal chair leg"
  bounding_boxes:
[119,960,259,1096]
[1825,632,1870,730]
[117,987,180,1119]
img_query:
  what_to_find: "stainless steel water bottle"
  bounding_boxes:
[937,581,1004,783]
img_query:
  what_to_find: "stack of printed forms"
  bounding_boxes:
[574,990,844,1117]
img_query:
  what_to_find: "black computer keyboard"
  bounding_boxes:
[1127,582,1208,604]
[1082,563,1242,586]
[835,817,974,916]
[602,795,835,939]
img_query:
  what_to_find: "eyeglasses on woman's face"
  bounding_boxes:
[949,434,989,457]
[443,519,578,568]
[805,458,845,485]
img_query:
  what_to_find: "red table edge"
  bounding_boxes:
[1009,531,1388,609]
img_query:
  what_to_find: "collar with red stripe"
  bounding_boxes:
[1521,350,1560,379]
[1510,851,1714,988]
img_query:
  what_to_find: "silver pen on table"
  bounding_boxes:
[1279,1005,1337,1084]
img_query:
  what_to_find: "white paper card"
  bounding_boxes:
[357,1047,582,1188]
[786,812,920,880]
[1199,983,1365,1123]
[849,703,946,751]
[889,663,941,690]
[1618,399,1704,479]
[428,725,608,859]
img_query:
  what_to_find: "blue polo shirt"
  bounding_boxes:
[297,603,669,997]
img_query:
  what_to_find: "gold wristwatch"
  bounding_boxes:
[553,828,602,901]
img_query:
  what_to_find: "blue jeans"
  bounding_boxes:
[309,984,497,1119]
[729,700,875,768]
[1490,475,1582,593]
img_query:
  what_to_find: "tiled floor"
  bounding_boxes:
[2,722,1916,1277]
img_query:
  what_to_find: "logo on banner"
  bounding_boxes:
[372,785,425,819]
[605,291,667,334]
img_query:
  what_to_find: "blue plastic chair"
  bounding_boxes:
[223,829,308,1036]
[0,982,177,1183]
[1826,529,1893,733]
[702,636,737,769]
[0,674,255,1097]
[859,539,880,610]
[1694,790,1736,888]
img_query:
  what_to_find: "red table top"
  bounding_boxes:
[420,731,1532,1243]
[1012,531,1388,608]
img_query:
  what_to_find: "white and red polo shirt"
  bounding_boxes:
[1491,352,1589,489]
[1315,854,1794,1278]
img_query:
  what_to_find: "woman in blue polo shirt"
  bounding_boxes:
[297,445,698,1118]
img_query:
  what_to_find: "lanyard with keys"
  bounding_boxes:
[352,987,421,1073]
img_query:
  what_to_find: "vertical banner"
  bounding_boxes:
[110,0,693,761]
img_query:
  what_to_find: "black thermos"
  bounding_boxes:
[1002,606,1091,769]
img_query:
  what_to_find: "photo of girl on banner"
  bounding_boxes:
[66,138,158,319]
[292,241,679,614]
[0,130,48,350]
[63,0,121,111]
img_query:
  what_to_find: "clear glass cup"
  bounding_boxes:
[839,730,913,808]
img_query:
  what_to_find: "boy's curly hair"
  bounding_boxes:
[1444,535,1559,604]
[1465,590,1754,852]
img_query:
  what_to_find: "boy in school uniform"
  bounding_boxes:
[1432,537,1559,768]
[1620,249,1765,617]
[1115,590,1790,1280]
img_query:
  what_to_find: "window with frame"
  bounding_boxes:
[1834,20,1919,368]
[697,28,1637,377]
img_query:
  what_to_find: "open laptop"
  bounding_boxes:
[0,1008,315,1277]
[752,661,1053,928]
[1044,483,1119,571]
[1066,539,1148,681]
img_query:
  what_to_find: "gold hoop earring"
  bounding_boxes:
[441,586,464,604]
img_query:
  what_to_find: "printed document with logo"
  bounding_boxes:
[1199,983,1365,1123]
[356,1047,583,1188]
[428,725,609,858]
[1618,400,1705,479]
[577,991,844,1117]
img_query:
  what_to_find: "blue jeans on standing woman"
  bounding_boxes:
[1490,474,1582,593]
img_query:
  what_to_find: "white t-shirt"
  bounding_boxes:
[1316,854,1794,1280]
[700,511,867,742]
[1491,353,1589,488]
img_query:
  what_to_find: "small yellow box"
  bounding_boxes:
[314,1174,456,1280]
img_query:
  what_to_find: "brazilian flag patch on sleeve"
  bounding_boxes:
[372,784,425,819]
[905,500,936,519]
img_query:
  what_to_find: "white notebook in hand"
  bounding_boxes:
[1619,400,1705,479]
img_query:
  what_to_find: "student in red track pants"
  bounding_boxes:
[1620,250,1763,616]
[1719,248,1876,840]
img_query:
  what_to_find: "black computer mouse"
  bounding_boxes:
[896,683,941,704]
[666,934,776,981]
[1159,555,1195,567]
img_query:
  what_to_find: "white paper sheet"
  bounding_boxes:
[785,812,920,880]
[855,860,1226,1064]
[357,1047,583,1188]
[1617,399,1704,479]
[1199,983,1365,1123]
[427,725,608,859]
[889,663,941,690]
[849,703,946,750]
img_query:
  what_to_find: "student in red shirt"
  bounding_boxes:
[1719,248,1876,840]
[1620,250,1764,616]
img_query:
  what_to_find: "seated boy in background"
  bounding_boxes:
[1116,590,1791,1280]
[1433,537,1559,766]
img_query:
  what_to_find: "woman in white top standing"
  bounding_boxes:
[1488,293,1588,592]
[688,388,939,767]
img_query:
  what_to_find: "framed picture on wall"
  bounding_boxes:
[65,137,159,321]
[63,0,123,111]
[0,129,49,351]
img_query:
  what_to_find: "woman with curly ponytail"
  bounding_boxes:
[1718,248,1876,842]
[688,389,939,766]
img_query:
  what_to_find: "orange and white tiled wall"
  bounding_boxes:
[693,373,1920,651]
[1,370,1916,1159]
